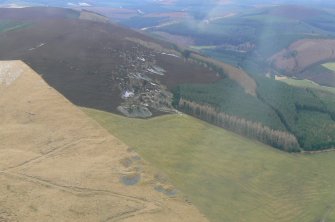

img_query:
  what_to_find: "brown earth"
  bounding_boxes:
[0,60,208,222]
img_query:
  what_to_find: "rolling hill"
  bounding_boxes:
[0,7,219,118]
[124,4,335,151]
[147,4,335,85]
[0,60,208,222]
[150,5,335,54]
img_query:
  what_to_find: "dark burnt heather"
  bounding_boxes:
[0,7,80,20]
[0,7,219,116]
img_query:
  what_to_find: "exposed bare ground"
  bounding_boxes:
[0,62,23,86]
[270,39,335,73]
[0,61,208,222]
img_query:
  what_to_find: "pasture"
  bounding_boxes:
[84,109,335,222]
[323,62,335,72]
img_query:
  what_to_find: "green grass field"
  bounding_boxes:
[279,77,335,94]
[83,108,335,222]
[190,45,217,50]
[322,62,335,72]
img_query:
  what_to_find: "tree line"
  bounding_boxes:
[178,98,301,152]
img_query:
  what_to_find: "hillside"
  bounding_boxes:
[84,109,335,222]
[170,56,335,151]
[0,7,333,152]
[137,4,335,151]
[0,7,219,118]
[151,5,335,54]
[0,60,208,222]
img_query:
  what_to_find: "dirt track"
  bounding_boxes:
[0,61,208,222]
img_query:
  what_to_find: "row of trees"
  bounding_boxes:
[178,98,301,152]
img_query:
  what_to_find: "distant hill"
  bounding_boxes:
[154,4,335,55]
[146,4,335,87]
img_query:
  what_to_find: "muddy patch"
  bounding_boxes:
[120,173,141,186]
[119,155,142,186]
[154,183,177,197]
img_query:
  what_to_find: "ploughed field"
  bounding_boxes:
[270,39,335,87]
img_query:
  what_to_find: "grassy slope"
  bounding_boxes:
[323,62,335,72]
[280,77,335,94]
[83,108,335,222]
